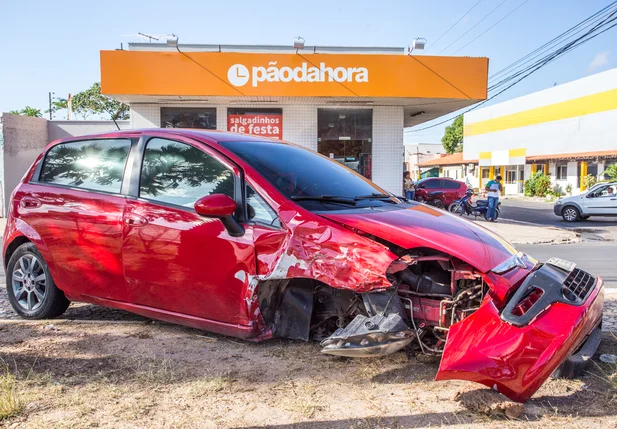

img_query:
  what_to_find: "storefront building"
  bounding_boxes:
[101,43,488,194]
[464,67,617,195]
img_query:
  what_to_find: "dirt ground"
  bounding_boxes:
[1,315,616,429]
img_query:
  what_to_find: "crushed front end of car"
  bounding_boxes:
[254,204,603,403]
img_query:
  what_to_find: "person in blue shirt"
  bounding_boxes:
[485,175,502,222]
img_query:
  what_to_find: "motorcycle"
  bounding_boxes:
[449,189,501,221]
[417,190,446,210]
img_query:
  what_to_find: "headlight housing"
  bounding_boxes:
[555,200,563,205]
[492,253,536,274]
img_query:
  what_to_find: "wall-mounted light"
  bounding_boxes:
[167,34,178,47]
[408,38,427,54]
[294,36,305,52]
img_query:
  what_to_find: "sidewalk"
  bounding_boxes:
[474,220,580,245]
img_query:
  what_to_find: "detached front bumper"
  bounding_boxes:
[436,260,604,402]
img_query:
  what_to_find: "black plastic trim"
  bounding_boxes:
[501,260,596,326]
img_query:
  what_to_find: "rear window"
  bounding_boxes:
[444,180,461,189]
[422,179,442,189]
[39,139,131,194]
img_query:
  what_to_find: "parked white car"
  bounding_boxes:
[554,182,617,222]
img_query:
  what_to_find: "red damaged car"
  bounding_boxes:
[3,129,603,402]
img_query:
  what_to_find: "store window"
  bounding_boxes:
[160,107,216,129]
[317,109,372,179]
[481,167,490,179]
[227,108,282,140]
[556,162,568,180]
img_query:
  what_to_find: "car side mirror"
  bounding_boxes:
[194,194,244,237]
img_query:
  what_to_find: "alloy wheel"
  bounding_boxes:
[563,208,578,222]
[12,254,47,312]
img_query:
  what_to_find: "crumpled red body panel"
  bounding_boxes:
[253,210,397,292]
[436,281,604,402]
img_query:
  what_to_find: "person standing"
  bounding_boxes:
[485,175,502,222]
[404,171,415,201]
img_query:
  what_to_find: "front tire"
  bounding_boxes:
[6,243,70,319]
[449,203,463,215]
[562,206,580,222]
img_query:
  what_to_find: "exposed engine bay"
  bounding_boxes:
[317,249,486,357]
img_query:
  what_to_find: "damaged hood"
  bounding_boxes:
[321,204,518,273]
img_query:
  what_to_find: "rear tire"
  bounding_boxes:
[485,209,500,221]
[562,206,580,222]
[6,243,70,319]
[429,199,445,210]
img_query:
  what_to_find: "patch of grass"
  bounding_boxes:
[0,362,25,421]
[188,372,234,395]
[131,357,176,384]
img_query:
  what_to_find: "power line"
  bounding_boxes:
[488,1,617,81]
[488,7,617,92]
[437,0,510,55]
[406,8,617,133]
[451,0,530,55]
[426,0,484,52]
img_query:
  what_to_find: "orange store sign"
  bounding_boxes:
[101,51,488,100]
[228,113,282,139]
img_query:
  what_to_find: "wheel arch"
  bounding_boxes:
[4,235,31,270]
[561,202,584,215]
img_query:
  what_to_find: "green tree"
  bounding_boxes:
[71,82,129,121]
[45,98,68,118]
[9,106,43,117]
[441,115,464,154]
[604,164,617,181]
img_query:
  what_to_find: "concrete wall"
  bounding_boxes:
[48,120,130,141]
[0,114,49,214]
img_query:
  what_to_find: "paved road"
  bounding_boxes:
[500,198,617,228]
[518,242,617,288]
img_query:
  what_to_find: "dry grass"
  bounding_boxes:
[0,361,24,421]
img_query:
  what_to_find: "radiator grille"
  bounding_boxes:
[562,268,595,303]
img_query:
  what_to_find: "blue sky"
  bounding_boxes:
[1,0,614,145]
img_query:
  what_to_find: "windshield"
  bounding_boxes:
[219,141,400,211]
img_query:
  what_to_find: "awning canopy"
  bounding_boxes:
[418,152,477,167]
[100,45,488,128]
[527,150,617,163]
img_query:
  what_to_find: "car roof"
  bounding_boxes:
[51,128,285,145]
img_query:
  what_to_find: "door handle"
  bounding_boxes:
[20,197,42,208]
[124,213,149,227]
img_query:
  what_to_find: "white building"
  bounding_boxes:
[404,143,444,179]
[100,43,488,194]
[464,67,617,195]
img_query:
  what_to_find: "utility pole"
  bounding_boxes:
[48,92,53,120]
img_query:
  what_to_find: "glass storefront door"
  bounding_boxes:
[317,109,372,179]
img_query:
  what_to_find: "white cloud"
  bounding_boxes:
[587,51,610,72]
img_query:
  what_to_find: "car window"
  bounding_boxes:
[218,141,396,211]
[596,186,615,197]
[139,138,235,207]
[246,185,280,227]
[39,139,131,194]
[444,181,461,189]
[423,180,442,189]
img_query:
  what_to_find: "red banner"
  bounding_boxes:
[227,113,282,140]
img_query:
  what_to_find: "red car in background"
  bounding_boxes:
[3,129,604,402]
[414,177,467,209]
